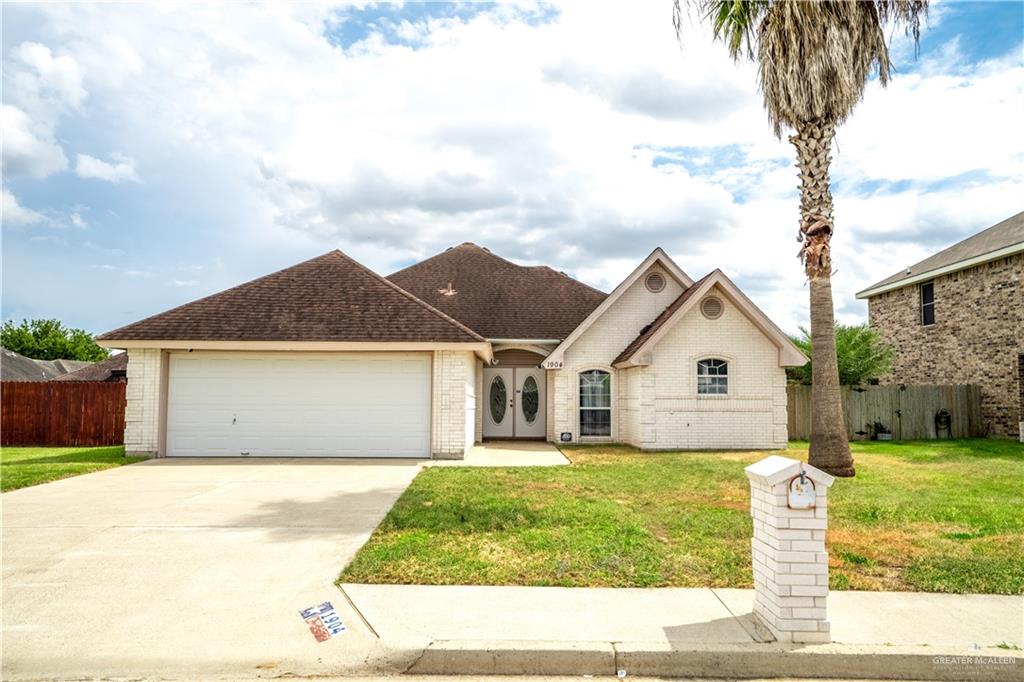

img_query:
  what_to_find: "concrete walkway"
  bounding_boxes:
[340,584,1024,680]
[1,458,421,681]
[427,440,569,467]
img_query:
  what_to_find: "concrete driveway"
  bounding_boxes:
[1,457,420,680]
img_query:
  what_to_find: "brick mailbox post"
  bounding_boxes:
[744,455,835,644]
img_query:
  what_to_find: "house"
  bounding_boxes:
[855,211,1024,440]
[50,352,128,382]
[0,347,93,381]
[97,244,805,459]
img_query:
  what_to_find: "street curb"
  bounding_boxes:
[406,639,1023,680]
[408,640,614,676]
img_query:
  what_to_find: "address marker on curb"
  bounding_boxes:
[745,455,835,644]
[299,601,346,642]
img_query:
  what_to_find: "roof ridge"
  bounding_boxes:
[857,211,1024,295]
[532,264,608,297]
[330,249,487,342]
[389,245,609,297]
[97,251,344,340]
[899,212,1024,268]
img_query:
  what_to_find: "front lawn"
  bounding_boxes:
[340,439,1024,594]
[1,446,143,492]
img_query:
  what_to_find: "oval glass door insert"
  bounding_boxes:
[489,376,507,423]
[522,375,539,423]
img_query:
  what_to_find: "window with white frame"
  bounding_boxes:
[697,359,728,395]
[579,369,611,436]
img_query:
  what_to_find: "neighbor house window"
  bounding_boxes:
[579,369,611,436]
[920,281,935,326]
[697,359,728,395]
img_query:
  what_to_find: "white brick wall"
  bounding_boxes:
[432,350,476,459]
[474,358,483,444]
[551,265,684,443]
[549,274,788,450]
[124,348,164,457]
[645,287,789,450]
[619,367,641,445]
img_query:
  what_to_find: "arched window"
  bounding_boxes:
[579,369,611,436]
[697,359,728,395]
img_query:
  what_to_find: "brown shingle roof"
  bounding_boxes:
[97,251,484,343]
[612,271,715,366]
[857,211,1024,296]
[387,243,607,340]
[51,353,129,382]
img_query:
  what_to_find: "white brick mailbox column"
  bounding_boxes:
[744,455,835,644]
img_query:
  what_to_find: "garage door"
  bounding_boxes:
[166,353,430,458]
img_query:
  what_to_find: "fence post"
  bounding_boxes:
[745,456,835,644]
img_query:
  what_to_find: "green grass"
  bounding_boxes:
[340,439,1024,594]
[1,446,144,492]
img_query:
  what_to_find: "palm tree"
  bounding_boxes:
[676,0,927,476]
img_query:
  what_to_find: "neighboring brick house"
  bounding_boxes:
[856,212,1024,440]
[98,244,804,459]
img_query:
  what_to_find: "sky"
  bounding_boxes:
[2,1,1022,338]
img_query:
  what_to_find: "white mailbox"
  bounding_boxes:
[787,471,816,510]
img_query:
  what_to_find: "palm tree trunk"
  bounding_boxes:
[791,121,855,477]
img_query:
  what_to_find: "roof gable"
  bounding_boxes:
[857,211,1024,298]
[387,243,607,340]
[542,248,694,368]
[98,251,484,343]
[612,270,806,368]
[51,353,128,382]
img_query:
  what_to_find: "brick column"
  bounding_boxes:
[744,455,834,644]
[124,348,165,457]
[431,350,474,460]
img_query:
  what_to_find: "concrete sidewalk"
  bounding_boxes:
[342,584,1023,680]
[426,440,570,467]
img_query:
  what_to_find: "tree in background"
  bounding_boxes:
[678,0,928,476]
[788,324,894,387]
[1,319,108,362]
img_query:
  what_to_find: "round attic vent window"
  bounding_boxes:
[645,272,666,293]
[701,296,723,320]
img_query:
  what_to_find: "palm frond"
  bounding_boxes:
[675,1,770,60]
[682,0,929,136]
[876,0,929,55]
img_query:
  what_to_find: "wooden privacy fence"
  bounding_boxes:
[1,382,126,447]
[787,384,983,441]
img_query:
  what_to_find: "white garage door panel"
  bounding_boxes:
[167,353,430,458]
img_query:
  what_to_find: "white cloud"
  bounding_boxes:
[1,104,69,178]
[171,279,199,287]
[1,41,86,181]
[10,42,87,110]
[75,153,141,183]
[70,212,88,229]
[91,264,152,278]
[82,240,125,255]
[3,2,1022,334]
[834,49,1024,184]
[2,188,47,225]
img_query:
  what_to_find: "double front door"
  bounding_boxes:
[482,367,545,438]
